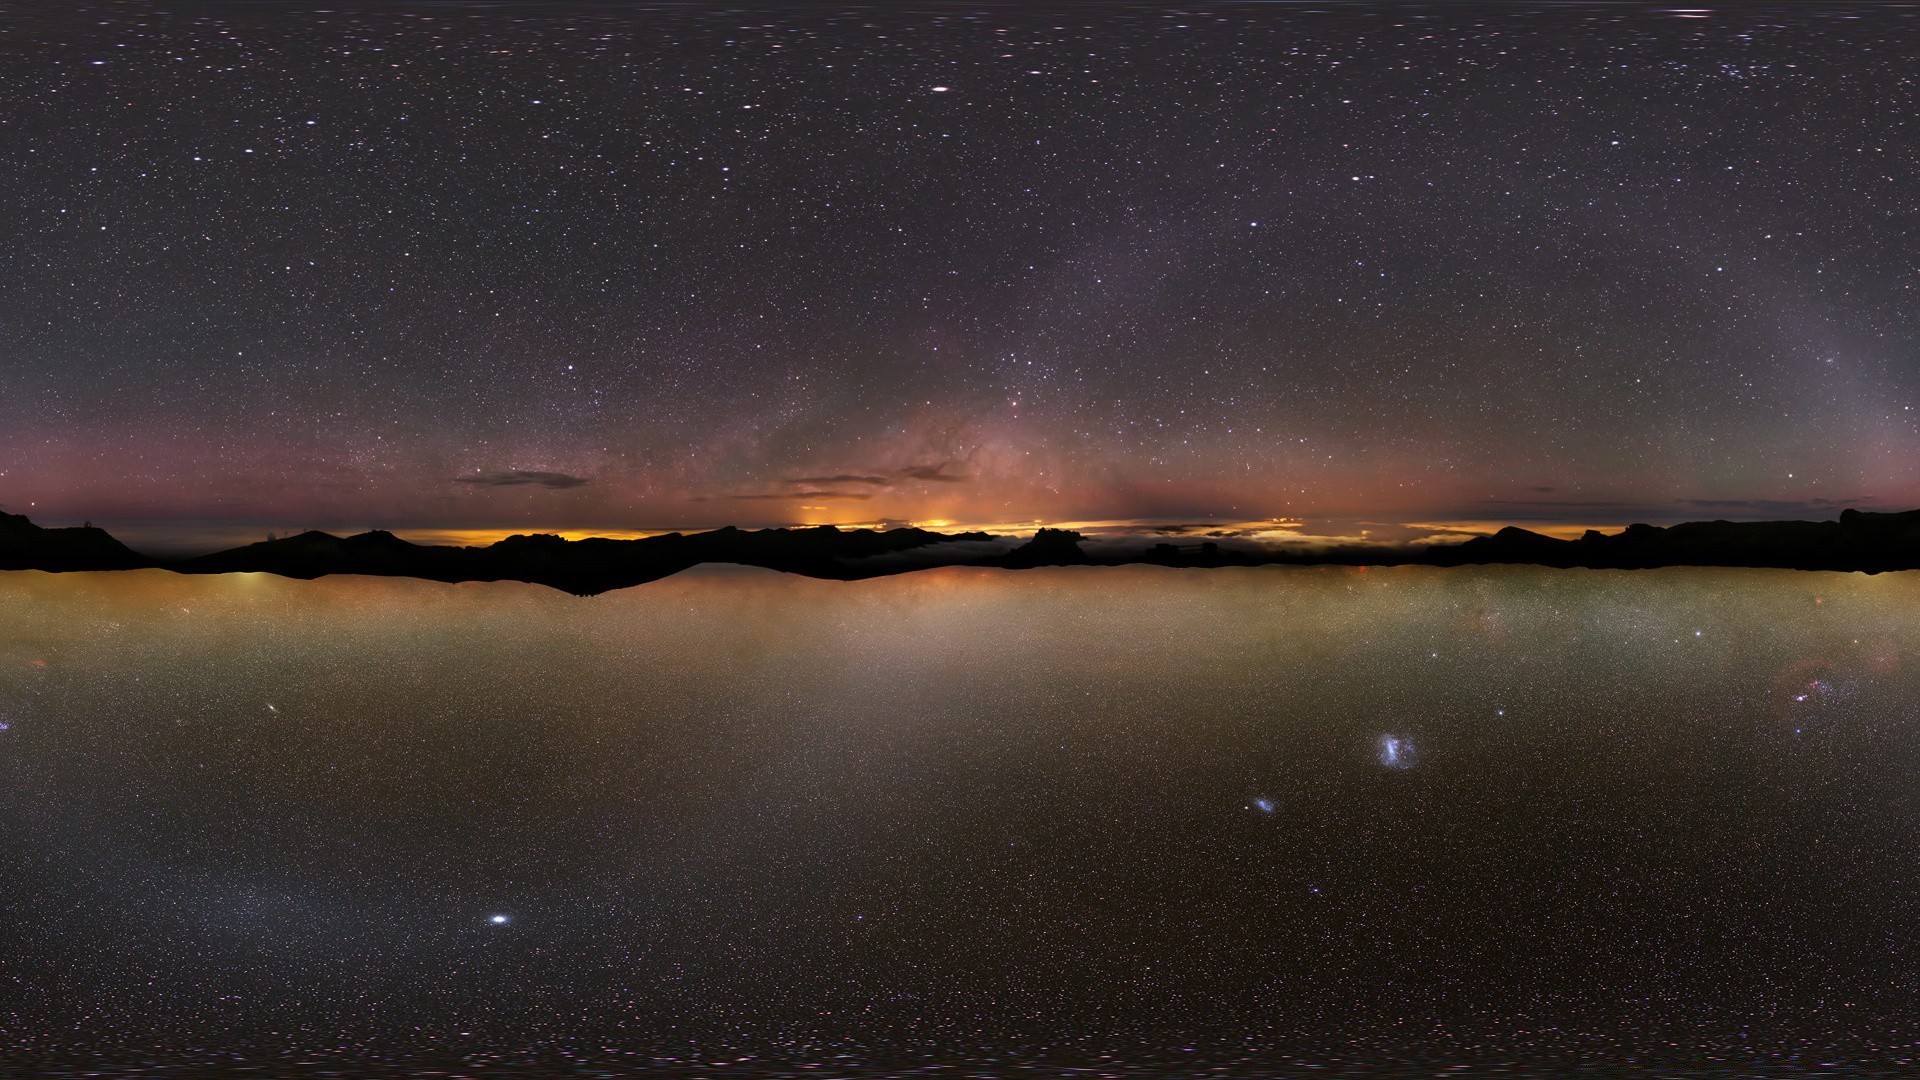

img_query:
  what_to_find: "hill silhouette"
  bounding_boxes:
[0,511,149,571]
[1002,528,1091,568]
[6,510,1920,593]
[1424,509,1920,572]
[174,523,997,595]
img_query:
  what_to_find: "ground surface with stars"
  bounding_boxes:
[3,2,1920,550]
[5,565,1920,1075]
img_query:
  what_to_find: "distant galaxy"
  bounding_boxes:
[1377,734,1418,770]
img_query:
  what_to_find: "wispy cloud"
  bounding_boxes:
[733,491,874,501]
[781,462,969,487]
[1680,497,1860,515]
[784,474,893,487]
[898,462,967,483]
[1419,495,1877,526]
[726,460,971,503]
[456,470,591,490]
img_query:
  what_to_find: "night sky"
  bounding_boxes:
[4,3,1918,547]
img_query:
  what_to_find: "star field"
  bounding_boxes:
[6,564,1920,1074]
[3,3,1919,544]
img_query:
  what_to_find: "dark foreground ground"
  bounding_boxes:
[9,566,1920,1079]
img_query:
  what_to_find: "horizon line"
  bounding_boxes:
[11,504,1915,560]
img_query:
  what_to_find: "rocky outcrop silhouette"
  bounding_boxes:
[9,510,1920,593]
[1001,528,1089,568]
[0,511,150,571]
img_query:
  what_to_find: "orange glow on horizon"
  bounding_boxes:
[395,516,1594,548]
[1396,521,1624,542]
[396,527,674,548]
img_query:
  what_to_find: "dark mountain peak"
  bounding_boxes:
[0,513,150,570]
[1431,525,1575,567]
[1840,507,1920,530]
[252,530,345,548]
[496,532,569,548]
[16,509,1920,593]
[880,526,945,543]
[1451,526,1562,554]
[1003,527,1088,568]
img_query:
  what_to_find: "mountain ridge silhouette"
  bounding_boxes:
[8,509,1920,594]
